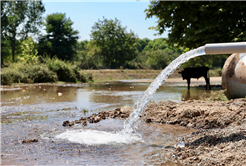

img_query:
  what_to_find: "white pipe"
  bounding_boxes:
[205,42,246,54]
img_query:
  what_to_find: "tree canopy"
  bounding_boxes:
[145,1,246,49]
[38,13,79,60]
[1,1,45,62]
[90,17,138,69]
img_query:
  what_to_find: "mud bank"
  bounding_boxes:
[64,98,246,165]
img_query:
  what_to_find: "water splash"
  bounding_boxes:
[122,46,206,134]
[56,129,142,145]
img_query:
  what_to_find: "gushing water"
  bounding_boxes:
[122,46,206,134]
[56,129,142,145]
[56,46,206,145]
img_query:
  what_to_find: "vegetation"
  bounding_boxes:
[1,57,92,85]
[199,90,229,101]
[145,1,246,48]
[1,1,45,63]
[0,0,8,67]
[2,2,243,85]
[38,13,79,60]
[90,17,138,69]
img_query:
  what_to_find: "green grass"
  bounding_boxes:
[199,90,229,101]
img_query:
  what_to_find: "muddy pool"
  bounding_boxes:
[1,81,221,165]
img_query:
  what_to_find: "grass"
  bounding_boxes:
[199,89,229,101]
[7,111,30,116]
[79,109,91,115]
[56,107,78,111]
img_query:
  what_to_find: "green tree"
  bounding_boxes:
[18,37,38,64]
[38,13,79,60]
[90,17,138,69]
[76,40,89,51]
[75,41,103,69]
[135,38,151,52]
[145,1,246,49]
[146,48,180,69]
[0,0,8,66]
[1,1,45,62]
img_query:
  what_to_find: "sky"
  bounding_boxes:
[42,0,169,41]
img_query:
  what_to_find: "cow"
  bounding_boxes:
[178,67,211,90]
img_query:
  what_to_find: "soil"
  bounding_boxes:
[81,69,221,83]
[64,98,246,166]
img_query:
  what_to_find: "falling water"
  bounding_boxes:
[122,46,206,134]
[56,46,206,145]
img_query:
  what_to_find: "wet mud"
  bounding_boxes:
[63,106,133,127]
[64,98,246,165]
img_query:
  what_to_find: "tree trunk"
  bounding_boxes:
[1,55,3,67]
[11,39,16,62]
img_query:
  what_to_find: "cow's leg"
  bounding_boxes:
[187,78,191,89]
[204,76,211,90]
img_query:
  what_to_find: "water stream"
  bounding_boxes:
[122,46,206,134]
[56,46,206,144]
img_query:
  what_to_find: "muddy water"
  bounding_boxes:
[1,82,220,165]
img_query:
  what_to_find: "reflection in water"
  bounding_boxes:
[183,90,191,101]
[1,82,221,109]
[1,85,77,106]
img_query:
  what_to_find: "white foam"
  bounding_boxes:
[56,129,143,145]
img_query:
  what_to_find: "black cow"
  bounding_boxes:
[178,67,211,90]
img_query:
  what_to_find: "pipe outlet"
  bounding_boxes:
[205,42,246,54]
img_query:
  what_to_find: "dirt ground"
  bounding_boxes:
[130,76,222,84]
[64,97,246,166]
[81,69,221,83]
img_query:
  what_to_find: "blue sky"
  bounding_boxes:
[42,1,169,41]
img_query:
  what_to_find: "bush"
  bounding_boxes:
[44,57,92,83]
[1,58,93,85]
[1,68,25,85]
[1,63,58,84]
[209,68,222,77]
[26,64,58,83]
[45,57,78,82]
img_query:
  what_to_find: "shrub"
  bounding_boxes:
[45,57,77,82]
[209,68,222,77]
[1,68,24,85]
[1,63,58,84]
[25,64,58,83]
[45,57,92,83]
[1,58,93,85]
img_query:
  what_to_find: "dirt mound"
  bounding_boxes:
[63,98,246,166]
[170,127,246,166]
[144,99,246,129]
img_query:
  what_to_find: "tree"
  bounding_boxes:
[135,38,151,52]
[90,17,138,69]
[146,49,178,69]
[145,1,246,49]
[38,13,79,60]
[76,40,89,51]
[74,41,103,69]
[18,37,38,64]
[0,0,8,66]
[1,1,45,62]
